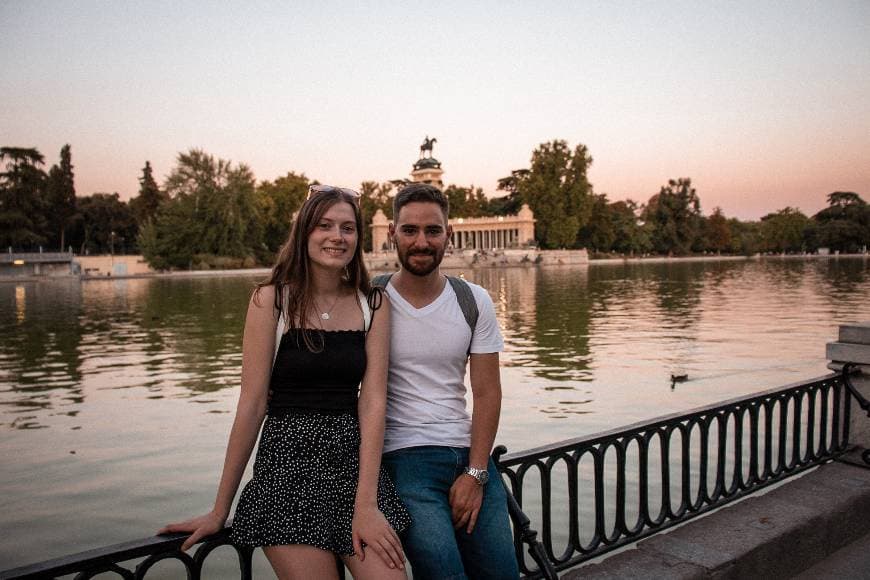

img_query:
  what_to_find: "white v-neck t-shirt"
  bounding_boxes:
[382,278,504,453]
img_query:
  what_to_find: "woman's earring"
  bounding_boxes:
[343,266,350,281]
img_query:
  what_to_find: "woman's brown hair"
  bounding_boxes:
[257,187,371,351]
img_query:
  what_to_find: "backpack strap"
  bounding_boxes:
[371,273,394,289]
[446,276,479,356]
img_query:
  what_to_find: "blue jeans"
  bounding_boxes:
[382,446,519,580]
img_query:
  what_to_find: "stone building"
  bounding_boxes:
[370,138,536,251]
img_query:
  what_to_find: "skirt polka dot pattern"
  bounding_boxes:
[230,412,411,555]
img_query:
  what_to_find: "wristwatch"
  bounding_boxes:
[464,466,490,486]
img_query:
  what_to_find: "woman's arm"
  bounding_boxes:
[159,286,276,550]
[352,293,404,570]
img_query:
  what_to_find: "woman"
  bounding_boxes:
[160,185,410,579]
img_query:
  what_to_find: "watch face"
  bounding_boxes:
[466,467,489,485]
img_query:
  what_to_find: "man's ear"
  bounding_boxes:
[389,223,396,242]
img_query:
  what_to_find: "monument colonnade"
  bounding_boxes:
[370,136,537,252]
[370,204,536,252]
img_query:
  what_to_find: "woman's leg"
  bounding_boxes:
[343,552,408,580]
[263,544,340,580]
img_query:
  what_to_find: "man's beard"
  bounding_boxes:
[398,246,444,276]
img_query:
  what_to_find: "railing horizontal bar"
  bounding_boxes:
[0,531,220,579]
[500,374,839,466]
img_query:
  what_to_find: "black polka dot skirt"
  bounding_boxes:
[230,412,411,555]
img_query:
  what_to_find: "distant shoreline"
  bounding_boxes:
[588,253,868,266]
[2,252,866,283]
[71,252,870,281]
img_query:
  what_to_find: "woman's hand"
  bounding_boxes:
[351,504,405,570]
[158,511,227,552]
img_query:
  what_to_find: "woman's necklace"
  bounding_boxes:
[315,293,341,321]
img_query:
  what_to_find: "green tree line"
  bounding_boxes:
[2,142,867,268]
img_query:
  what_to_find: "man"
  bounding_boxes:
[378,183,519,579]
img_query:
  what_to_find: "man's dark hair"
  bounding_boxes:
[393,183,449,220]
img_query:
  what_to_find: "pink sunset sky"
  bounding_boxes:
[2,1,868,220]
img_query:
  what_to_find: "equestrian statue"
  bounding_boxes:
[419,136,437,159]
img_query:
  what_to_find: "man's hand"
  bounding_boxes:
[449,473,484,534]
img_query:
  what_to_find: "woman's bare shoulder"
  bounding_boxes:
[249,284,279,318]
[253,283,277,301]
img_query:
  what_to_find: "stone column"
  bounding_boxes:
[827,322,870,455]
[371,209,390,252]
[517,204,536,246]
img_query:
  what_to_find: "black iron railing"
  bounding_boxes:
[493,373,851,578]
[0,529,252,580]
[0,373,852,580]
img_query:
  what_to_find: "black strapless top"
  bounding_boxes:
[268,328,366,415]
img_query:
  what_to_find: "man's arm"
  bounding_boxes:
[448,351,502,534]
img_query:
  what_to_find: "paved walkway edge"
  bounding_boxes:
[564,455,870,579]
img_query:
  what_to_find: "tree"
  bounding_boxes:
[140,149,262,268]
[826,191,865,209]
[0,147,47,249]
[45,144,77,251]
[138,194,199,269]
[444,184,489,218]
[609,199,651,255]
[813,191,869,253]
[258,172,309,254]
[129,161,167,227]
[642,178,703,255]
[514,140,593,248]
[67,193,137,254]
[759,207,813,253]
[490,169,528,216]
[577,193,615,252]
[358,181,394,251]
[727,218,761,256]
[704,207,732,253]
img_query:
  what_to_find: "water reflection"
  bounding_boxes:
[1,259,870,433]
[0,280,84,429]
[15,285,25,324]
[2,259,870,572]
[0,276,260,429]
[473,268,593,382]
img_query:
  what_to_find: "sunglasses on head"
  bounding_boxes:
[307,184,360,200]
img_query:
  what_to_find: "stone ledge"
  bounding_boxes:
[564,461,870,579]
[839,322,870,345]
[826,342,870,365]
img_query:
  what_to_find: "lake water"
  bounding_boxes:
[2,257,869,574]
